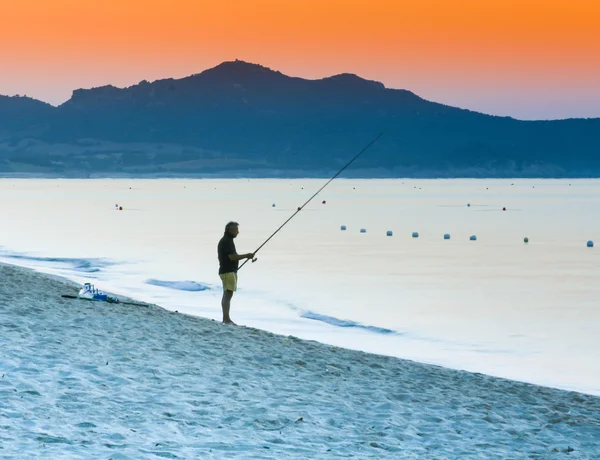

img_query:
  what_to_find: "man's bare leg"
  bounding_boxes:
[221,290,236,325]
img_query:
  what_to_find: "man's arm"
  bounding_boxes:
[228,252,254,262]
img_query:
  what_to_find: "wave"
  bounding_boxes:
[145,279,211,291]
[0,253,115,273]
[300,311,397,335]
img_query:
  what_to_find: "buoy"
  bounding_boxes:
[444,234,450,240]
[470,235,477,241]
[524,237,529,243]
[386,230,393,236]
[119,206,123,211]
[341,225,347,231]
[360,228,367,233]
[272,203,276,207]
[467,203,471,207]
[503,207,507,211]
[412,232,419,238]
[322,200,326,204]
[587,240,594,248]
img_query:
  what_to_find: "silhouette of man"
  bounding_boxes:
[217,221,254,325]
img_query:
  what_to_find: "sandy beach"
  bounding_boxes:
[1,262,599,458]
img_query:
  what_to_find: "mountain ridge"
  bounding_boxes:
[0,60,598,177]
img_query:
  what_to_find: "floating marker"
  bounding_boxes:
[524,237,529,243]
[503,207,507,211]
[412,232,419,238]
[119,206,123,211]
[386,230,393,236]
[467,203,471,207]
[587,240,594,248]
[322,200,326,204]
[341,225,347,231]
[272,203,276,207]
[444,233,450,240]
[360,228,367,233]
[470,235,477,241]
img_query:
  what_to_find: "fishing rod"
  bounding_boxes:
[238,132,383,271]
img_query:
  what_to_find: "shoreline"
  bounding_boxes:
[2,261,599,457]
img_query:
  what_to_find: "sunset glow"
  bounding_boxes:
[1,0,599,119]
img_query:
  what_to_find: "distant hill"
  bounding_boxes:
[0,60,599,177]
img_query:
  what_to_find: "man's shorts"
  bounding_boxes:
[219,272,237,292]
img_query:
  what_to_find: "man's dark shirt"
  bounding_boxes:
[218,234,239,274]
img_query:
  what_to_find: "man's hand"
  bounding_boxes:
[246,253,255,259]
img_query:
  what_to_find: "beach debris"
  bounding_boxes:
[444,233,451,240]
[412,232,419,238]
[61,283,149,307]
[78,283,119,303]
[340,225,347,231]
[386,230,393,236]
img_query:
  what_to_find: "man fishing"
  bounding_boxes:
[217,221,254,325]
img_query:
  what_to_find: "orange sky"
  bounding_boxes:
[1,0,599,119]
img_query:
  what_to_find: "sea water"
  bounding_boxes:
[0,178,598,395]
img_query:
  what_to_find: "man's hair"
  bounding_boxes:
[225,221,239,233]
